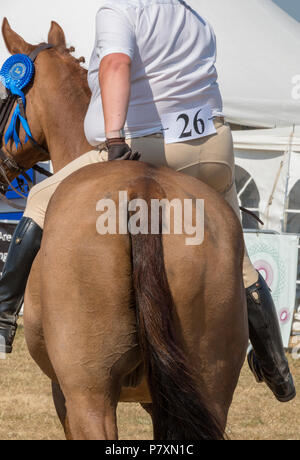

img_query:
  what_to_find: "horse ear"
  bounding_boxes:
[2,17,33,55]
[48,21,66,47]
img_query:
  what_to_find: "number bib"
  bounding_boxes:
[161,105,217,144]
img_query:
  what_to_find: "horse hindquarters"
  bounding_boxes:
[29,162,247,440]
[37,225,140,440]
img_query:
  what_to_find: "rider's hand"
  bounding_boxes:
[105,138,141,161]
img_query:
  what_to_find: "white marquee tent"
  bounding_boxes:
[233,126,300,232]
[0,0,299,220]
[191,0,300,128]
[0,2,299,217]
[1,0,298,231]
[1,0,300,128]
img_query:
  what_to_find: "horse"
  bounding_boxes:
[1,18,248,440]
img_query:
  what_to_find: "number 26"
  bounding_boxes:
[177,110,205,139]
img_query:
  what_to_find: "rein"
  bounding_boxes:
[240,206,264,226]
[0,43,53,210]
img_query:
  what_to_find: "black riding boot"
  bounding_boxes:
[0,217,42,353]
[246,273,296,402]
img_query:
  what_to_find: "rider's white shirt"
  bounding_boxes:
[84,0,224,145]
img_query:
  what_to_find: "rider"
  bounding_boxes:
[0,0,295,402]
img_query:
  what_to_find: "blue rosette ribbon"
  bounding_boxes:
[0,54,35,149]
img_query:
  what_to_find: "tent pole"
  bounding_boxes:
[281,125,295,232]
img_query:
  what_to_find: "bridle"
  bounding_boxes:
[0,43,53,210]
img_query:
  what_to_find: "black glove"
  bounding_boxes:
[105,138,141,161]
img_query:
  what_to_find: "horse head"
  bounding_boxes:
[0,18,90,186]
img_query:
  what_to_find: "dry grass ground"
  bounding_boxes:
[0,322,299,440]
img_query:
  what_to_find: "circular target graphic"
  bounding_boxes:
[278,308,290,325]
[247,241,285,303]
[253,259,274,287]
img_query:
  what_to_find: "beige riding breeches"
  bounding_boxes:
[24,119,258,288]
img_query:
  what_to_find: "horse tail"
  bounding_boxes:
[130,193,225,440]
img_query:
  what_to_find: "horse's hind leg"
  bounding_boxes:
[43,311,123,439]
[44,316,122,439]
[40,234,139,440]
[60,381,119,440]
[24,256,69,436]
[52,381,67,432]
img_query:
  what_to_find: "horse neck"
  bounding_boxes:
[37,58,92,173]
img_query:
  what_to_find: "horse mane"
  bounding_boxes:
[59,44,86,65]
[49,43,88,78]
[26,41,89,93]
